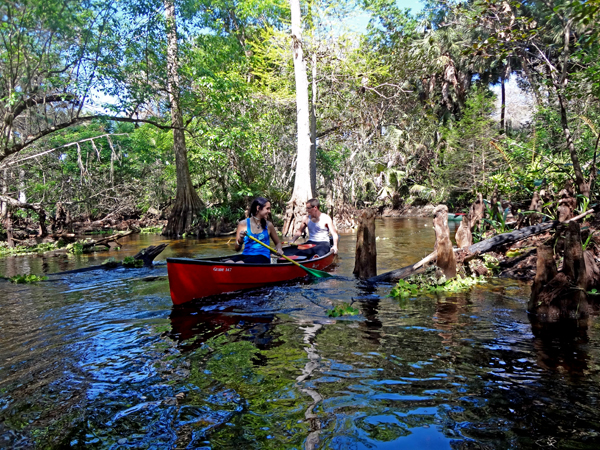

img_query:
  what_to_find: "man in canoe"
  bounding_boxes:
[229,197,283,263]
[290,198,339,257]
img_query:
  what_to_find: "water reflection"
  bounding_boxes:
[3,219,600,448]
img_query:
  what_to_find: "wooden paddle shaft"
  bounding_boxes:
[246,235,307,270]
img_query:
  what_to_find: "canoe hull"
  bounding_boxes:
[167,252,336,305]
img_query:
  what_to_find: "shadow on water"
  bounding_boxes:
[4,219,600,448]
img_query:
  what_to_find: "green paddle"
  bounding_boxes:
[246,235,333,278]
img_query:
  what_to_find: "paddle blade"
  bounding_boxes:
[304,266,333,278]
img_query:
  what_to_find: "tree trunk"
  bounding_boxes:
[162,0,202,237]
[353,209,377,279]
[558,92,590,198]
[529,222,589,321]
[0,169,7,218]
[528,244,558,312]
[557,181,576,222]
[310,51,317,197]
[4,208,14,248]
[490,184,501,222]
[283,0,314,236]
[500,75,506,133]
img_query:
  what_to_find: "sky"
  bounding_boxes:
[347,0,424,34]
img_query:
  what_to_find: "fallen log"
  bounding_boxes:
[82,230,133,250]
[51,244,169,275]
[369,210,595,284]
[465,222,556,254]
[367,251,432,283]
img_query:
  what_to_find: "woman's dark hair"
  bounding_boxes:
[249,197,270,230]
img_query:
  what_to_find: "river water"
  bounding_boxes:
[1,218,600,449]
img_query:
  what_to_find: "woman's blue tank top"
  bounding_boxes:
[243,218,271,257]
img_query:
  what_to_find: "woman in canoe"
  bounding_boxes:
[228,197,283,263]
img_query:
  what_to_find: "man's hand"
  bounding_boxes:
[331,245,338,255]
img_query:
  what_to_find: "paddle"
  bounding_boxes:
[246,235,333,278]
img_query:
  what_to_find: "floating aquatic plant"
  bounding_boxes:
[9,274,48,284]
[327,303,359,317]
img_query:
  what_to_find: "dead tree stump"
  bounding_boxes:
[455,214,472,248]
[529,222,589,321]
[353,209,377,279]
[469,193,485,231]
[432,205,456,279]
[527,190,543,225]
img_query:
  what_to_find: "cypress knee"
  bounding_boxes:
[432,205,456,278]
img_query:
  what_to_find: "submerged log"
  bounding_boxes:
[133,243,169,267]
[432,205,456,278]
[353,209,377,279]
[52,244,169,275]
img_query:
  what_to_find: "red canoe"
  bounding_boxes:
[167,251,336,305]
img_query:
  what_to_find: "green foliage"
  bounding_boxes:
[483,203,510,233]
[122,256,144,268]
[9,274,48,284]
[506,247,530,258]
[327,303,360,317]
[0,242,59,257]
[482,254,500,274]
[101,257,119,268]
[196,205,244,227]
[583,232,597,251]
[577,194,591,214]
[67,242,84,255]
[139,226,163,234]
[390,267,485,298]
[438,86,501,195]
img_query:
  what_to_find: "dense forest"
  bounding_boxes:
[2,0,600,245]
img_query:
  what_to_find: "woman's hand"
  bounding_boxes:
[276,244,284,257]
[238,230,247,245]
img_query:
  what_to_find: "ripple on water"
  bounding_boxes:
[3,226,600,448]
